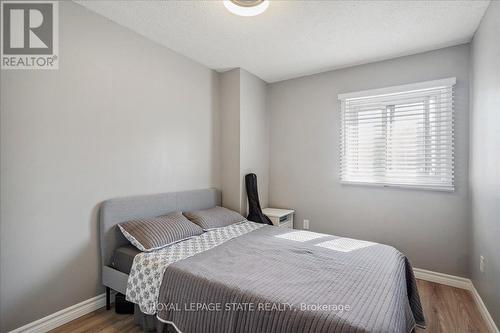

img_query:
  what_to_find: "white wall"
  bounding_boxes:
[268,44,471,277]
[470,1,500,325]
[0,2,220,331]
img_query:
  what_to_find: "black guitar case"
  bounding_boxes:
[245,173,272,225]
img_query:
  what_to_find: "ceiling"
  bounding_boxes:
[76,0,490,83]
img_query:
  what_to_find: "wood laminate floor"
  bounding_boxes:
[50,280,490,333]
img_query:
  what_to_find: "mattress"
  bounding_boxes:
[127,222,425,333]
[110,245,140,274]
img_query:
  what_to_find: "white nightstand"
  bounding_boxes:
[262,208,295,229]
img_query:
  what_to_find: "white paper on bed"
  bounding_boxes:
[126,220,264,314]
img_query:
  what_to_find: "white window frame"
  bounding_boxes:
[338,78,456,191]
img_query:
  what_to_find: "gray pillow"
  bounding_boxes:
[183,206,246,231]
[118,212,203,252]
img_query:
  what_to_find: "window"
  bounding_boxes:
[339,78,455,191]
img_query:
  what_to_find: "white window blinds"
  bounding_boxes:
[339,78,455,191]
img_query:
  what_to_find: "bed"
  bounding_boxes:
[100,188,425,333]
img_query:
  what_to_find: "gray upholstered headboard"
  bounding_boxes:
[99,188,221,266]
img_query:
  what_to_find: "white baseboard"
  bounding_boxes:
[413,267,473,290]
[9,293,107,333]
[9,270,499,333]
[470,285,500,333]
[414,267,499,333]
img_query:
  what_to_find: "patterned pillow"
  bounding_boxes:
[183,206,246,231]
[118,212,203,252]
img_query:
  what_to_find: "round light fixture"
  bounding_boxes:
[223,0,269,17]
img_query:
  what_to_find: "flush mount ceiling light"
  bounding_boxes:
[223,0,269,17]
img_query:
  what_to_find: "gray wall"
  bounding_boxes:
[240,69,269,214]
[268,44,471,277]
[0,2,220,331]
[220,69,242,212]
[470,1,500,325]
[1,0,496,330]
[219,68,269,214]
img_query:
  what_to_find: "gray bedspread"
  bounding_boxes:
[157,226,425,333]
